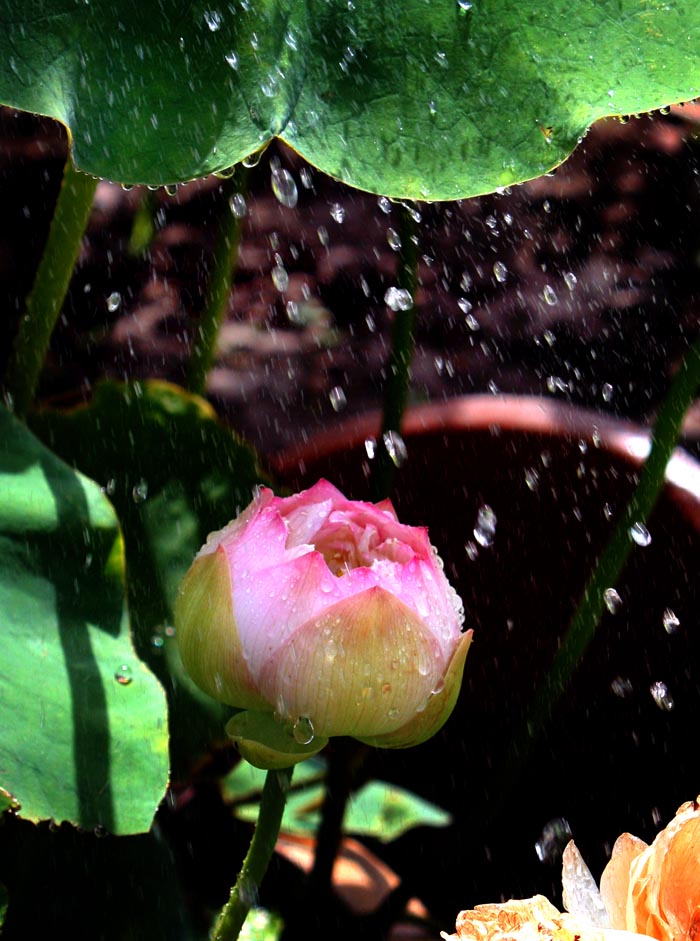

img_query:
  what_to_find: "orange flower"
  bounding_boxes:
[600,798,700,941]
[442,895,602,941]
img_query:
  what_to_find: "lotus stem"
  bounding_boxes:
[520,333,700,757]
[185,168,249,397]
[212,765,293,941]
[2,155,97,418]
[371,202,419,501]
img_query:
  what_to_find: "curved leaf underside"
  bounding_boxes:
[0,405,168,834]
[0,0,698,198]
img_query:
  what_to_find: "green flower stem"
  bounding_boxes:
[2,156,97,418]
[514,333,700,768]
[371,203,419,501]
[185,169,249,396]
[212,765,293,941]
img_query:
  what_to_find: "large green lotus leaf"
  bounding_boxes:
[0,1,698,198]
[29,380,268,775]
[0,405,168,833]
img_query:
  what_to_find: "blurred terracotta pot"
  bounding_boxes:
[271,396,700,919]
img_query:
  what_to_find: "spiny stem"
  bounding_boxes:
[2,156,97,417]
[212,766,293,941]
[185,169,249,396]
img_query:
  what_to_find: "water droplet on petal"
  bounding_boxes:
[629,521,651,547]
[662,608,680,634]
[271,168,298,208]
[292,716,315,744]
[535,817,572,863]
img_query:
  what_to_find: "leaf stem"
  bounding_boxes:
[185,169,249,396]
[212,765,293,941]
[515,334,700,764]
[371,203,419,501]
[2,156,97,417]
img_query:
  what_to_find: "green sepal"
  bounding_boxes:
[225,711,328,770]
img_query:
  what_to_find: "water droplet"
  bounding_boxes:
[384,286,413,311]
[106,291,122,313]
[114,664,133,685]
[524,468,539,491]
[271,263,289,292]
[535,817,572,863]
[542,284,557,306]
[364,437,377,459]
[473,505,496,548]
[493,260,508,283]
[602,382,614,402]
[603,587,622,613]
[603,503,614,521]
[317,225,329,246]
[204,9,222,31]
[151,633,165,651]
[563,271,578,291]
[457,0,473,10]
[629,521,651,547]
[271,168,298,208]
[650,680,674,711]
[386,227,402,251]
[132,478,148,503]
[662,608,680,635]
[229,193,247,218]
[382,430,408,467]
[460,271,472,292]
[330,203,345,223]
[465,540,479,561]
[431,677,446,695]
[292,716,315,745]
[378,195,392,214]
[242,149,265,168]
[224,51,239,70]
[458,297,473,314]
[611,676,633,698]
[329,386,347,411]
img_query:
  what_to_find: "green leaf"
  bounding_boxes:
[343,781,452,842]
[0,405,168,834]
[0,1,698,198]
[223,755,326,805]
[240,908,284,941]
[29,380,267,775]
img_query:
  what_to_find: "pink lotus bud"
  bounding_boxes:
[176,479,471,767]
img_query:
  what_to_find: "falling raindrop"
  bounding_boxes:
[224,51,239,70]
[114,664,133,685]
[524,468,540,491]
[465,541,479,560]
[364,437,377,459]
[106,291,122,313]
[229,193,247,218]
[650,681,674,712]
[563,271,578,291]
[458,297,473,314]
[383,430,408,467]
[329,386,347,412]
[602,382,614,402]
[330,203,345,223]
[603,587,622,613]
[132,478,148,503]
[662,608,680,635]
[473,505,496,547]
[271,168,298,208]
[378,196,392,214]
[493,260,508,282]
[271,263,289,292]
[542,284,557,306]
[204,9,222,31]
[629,522,651,547]
[535,817,572,863]
[611,676,633,698]
[384,286,413,311]
[386,227,402,251]
[292,716,315,744]
[457,0,473,10]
